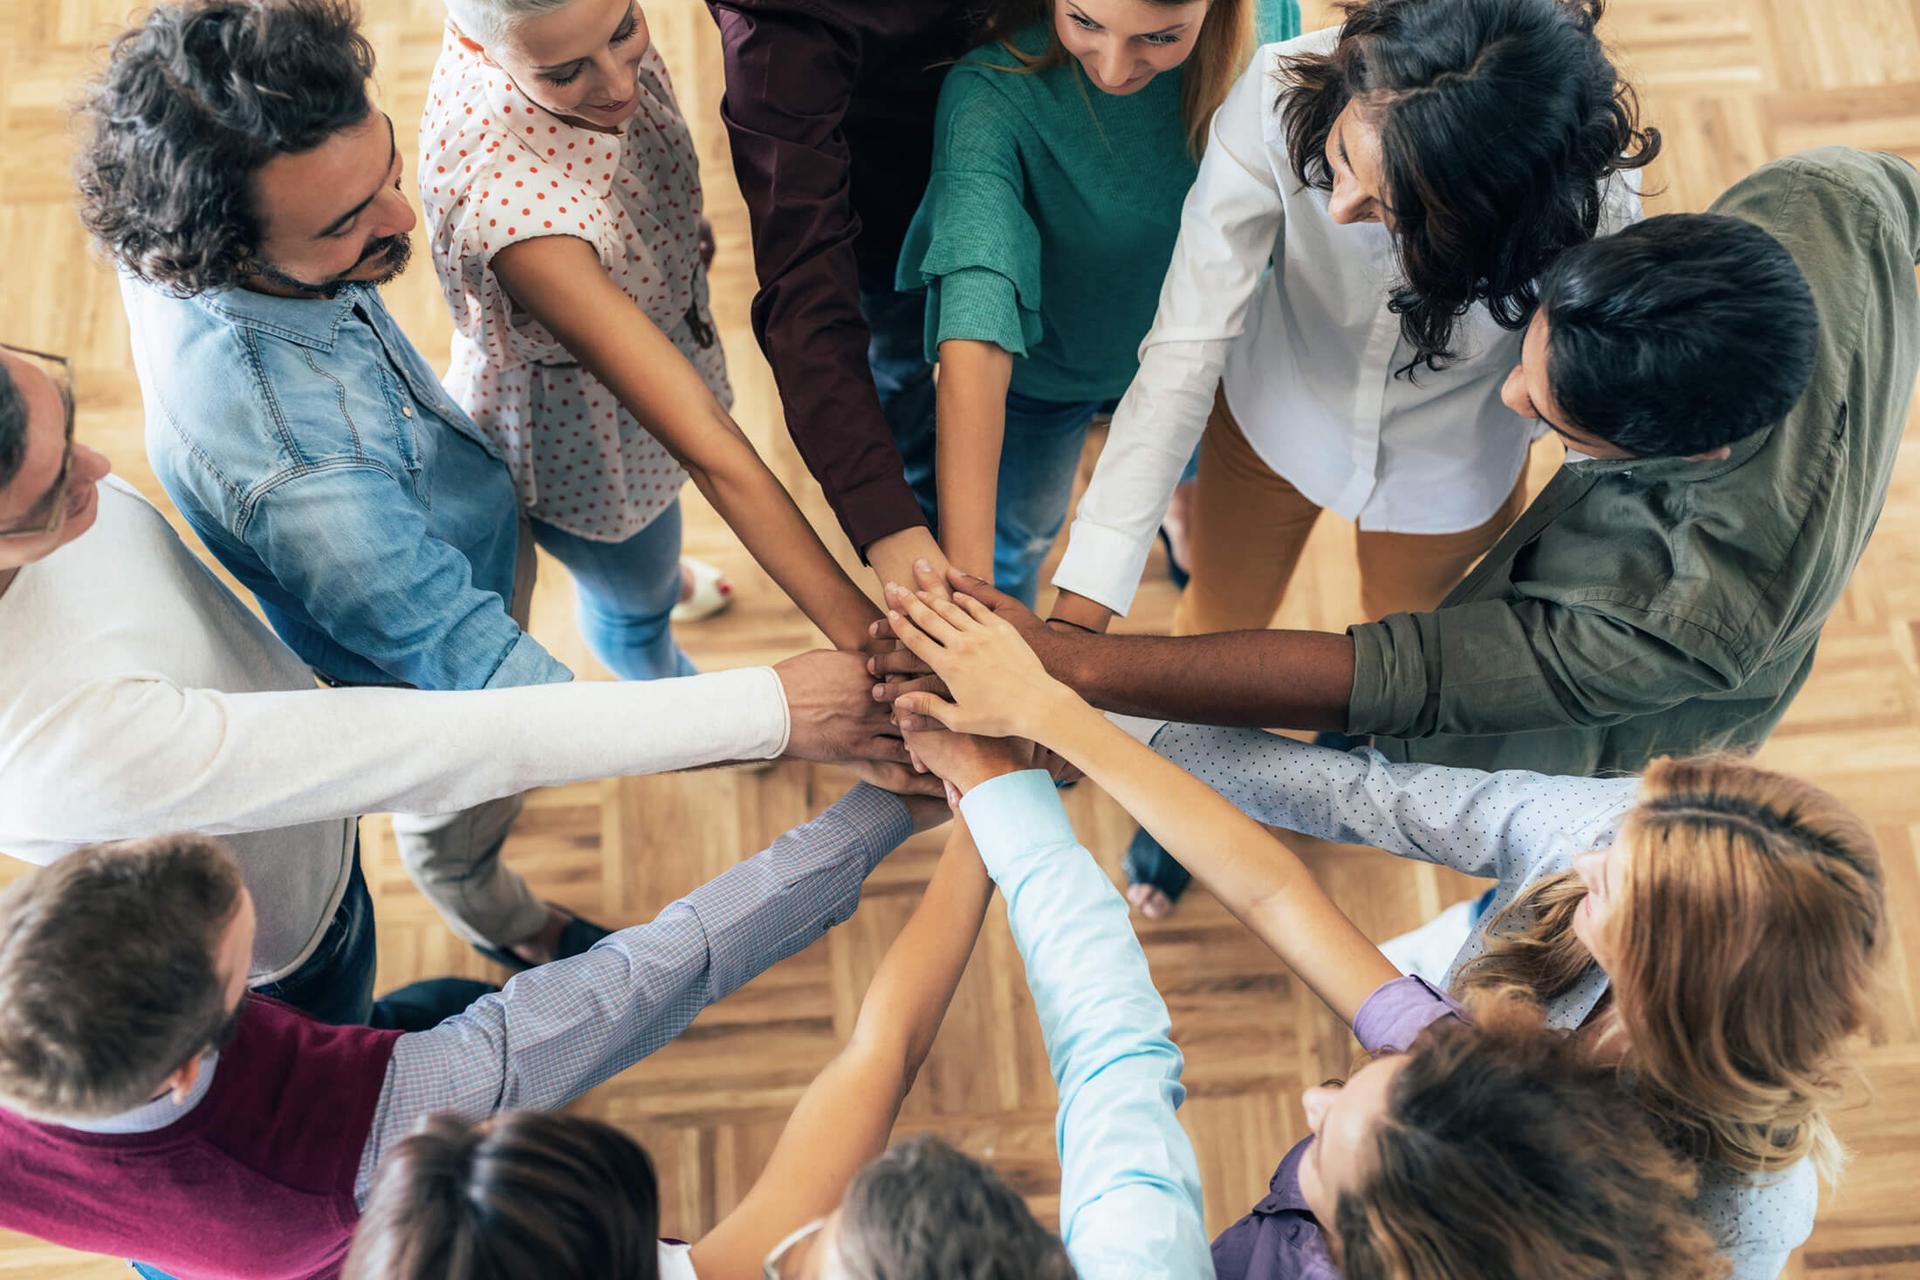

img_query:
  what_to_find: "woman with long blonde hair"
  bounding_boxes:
[887,0,1291,605]
[879,568,1885,1279]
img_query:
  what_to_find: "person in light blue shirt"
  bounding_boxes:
[78,1,593,980]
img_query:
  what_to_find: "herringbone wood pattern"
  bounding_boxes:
[2,0,1917,1274]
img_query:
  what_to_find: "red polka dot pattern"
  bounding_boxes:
[418,30,731,541]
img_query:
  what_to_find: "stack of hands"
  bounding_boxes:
[771,557,1090,822]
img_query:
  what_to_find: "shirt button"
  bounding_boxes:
[402,405,414,418]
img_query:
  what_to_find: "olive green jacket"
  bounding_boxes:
[1350,148,1920,776]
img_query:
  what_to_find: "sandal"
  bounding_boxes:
[670,557,733,624]
[1122,826,1191,916]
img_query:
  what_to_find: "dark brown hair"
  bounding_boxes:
[1278,0,1659,372]
[1458,756,1885,1183]
[74,0,378,297]
[1334,1000,1728,1279]
[346,1111,662,1280]
[0,834,243,1118]
[979,0,1250,158]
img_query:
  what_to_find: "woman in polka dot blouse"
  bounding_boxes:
[883,571,1886,1280]
[421,0,881,678]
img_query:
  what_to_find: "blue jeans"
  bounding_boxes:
[530,502,696,682]
[895,388,1103,609]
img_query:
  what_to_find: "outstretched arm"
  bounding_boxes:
[690,790,1003,1278]
[884,583,1399,1024]
[957,770,1211,1278]
[493,235,880,651]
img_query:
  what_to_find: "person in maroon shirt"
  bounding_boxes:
[703,0,976,591]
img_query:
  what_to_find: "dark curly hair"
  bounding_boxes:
[1536,213,1818,456]
[74,0,377,298]
[1280,0,1660,374]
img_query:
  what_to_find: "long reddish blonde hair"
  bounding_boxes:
[1457,756,1885,1182]
[980,0,1252,158]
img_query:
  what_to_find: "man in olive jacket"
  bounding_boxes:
[880,148,1918,782]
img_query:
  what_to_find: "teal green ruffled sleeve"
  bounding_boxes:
[1257,0,1302,45]
[895,66,1045,361]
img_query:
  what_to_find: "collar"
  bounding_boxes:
[193,283,371,352]
[472,42,624,203]
[54,1051,221,1135]
[1566,422,1775,485]
[1253,1136,1317,1216]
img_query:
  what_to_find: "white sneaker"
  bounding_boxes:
[1379,898,1480,985]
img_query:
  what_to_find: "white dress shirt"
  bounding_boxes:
[1054,27,1642,617]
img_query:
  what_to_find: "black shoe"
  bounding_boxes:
[1157,527,1191,591]
[1122,826,1192,911]
[472,908,613,974]
[1312,730,1372,754]
[370,977,498,1031]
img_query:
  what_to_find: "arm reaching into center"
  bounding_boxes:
[883,581,1398,1025]
[688,797,1001,1278]
[492,236,880,651]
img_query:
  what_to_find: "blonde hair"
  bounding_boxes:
[1458,756,1886,1184]
[981,0,1251,158]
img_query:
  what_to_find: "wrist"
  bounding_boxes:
[949,757,1026,796]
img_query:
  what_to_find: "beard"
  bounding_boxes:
[252,232,413,299]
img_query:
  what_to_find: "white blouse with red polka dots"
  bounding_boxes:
[419,29,729,542]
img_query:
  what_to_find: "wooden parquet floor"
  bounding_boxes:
[3,0,1918,1274]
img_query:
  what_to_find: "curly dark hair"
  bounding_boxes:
[1280,0,1660,374]
[74,0,378,298]
[1537,213,1818,456]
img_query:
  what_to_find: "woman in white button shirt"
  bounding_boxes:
[1046,0,1657,912]
[1051,0,1655,636]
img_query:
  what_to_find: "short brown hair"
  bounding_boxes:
[345,1112,662,1280]
[0,834,243,1118]
[1335,1000,1728,1280]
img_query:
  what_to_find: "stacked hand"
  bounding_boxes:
[773,649,941,798]
[879,579,1083,745]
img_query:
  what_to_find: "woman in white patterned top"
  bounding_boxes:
[420,0,881,678]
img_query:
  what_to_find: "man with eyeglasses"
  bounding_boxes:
[0,343,933,1027]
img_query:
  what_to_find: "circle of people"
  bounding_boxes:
[0,0,1907,1276]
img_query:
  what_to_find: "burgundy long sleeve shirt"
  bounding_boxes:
[705,0,976,556]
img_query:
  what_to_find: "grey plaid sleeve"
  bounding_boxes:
[354,784,913,1206]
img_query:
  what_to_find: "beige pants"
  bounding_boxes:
[387,521,548,949]
[1172,391,1527,636]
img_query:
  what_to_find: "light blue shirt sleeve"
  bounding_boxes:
[960,770,1212,1280]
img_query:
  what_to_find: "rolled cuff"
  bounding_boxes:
[1345,614,1430,738]
[485,631,575,689]
[1052,518,1157,617]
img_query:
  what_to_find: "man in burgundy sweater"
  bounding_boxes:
[0,785,937,1279]
[704,0,976,591]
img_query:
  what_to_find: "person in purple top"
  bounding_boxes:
[879,573,1731,1280]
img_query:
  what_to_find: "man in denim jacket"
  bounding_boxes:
[80,0,591,973]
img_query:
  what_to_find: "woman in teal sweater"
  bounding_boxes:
[896,0,1297,605]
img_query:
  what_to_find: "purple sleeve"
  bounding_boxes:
[1350,975,1467,1053]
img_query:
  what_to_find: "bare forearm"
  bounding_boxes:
[683,426,881,648]
[1043,707,1396,1022]
[1047,628,1356,732]
[933,341,1012,582]
[848,822,993,1071]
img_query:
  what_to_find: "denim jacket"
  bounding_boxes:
[123,276,571,691]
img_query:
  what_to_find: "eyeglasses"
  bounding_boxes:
[0,343,77,541]
[761,1218,827,1280]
